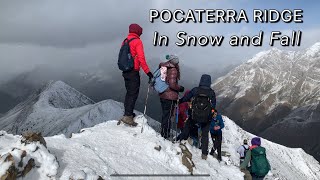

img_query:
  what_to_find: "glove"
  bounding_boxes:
[147,72,154,84]
[179,86,185,92]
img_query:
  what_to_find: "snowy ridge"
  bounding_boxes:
[0,81,159,137]
[17,115,318,179]
[40,80,96,108]
[223,116,320,180]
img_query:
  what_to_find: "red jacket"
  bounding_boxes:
[124,33,150,74]
[178,90,191,129]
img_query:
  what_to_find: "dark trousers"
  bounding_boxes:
[180,119,210,155]
[123,71,140,116]
[251,174,265,180]
[160,98,176,139]
[211,133,222,160]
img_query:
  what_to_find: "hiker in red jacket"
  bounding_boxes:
[119,23,153,126]
[178,90,191,132]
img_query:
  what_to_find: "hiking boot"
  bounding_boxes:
[121,116,137,126]
[210,148,215,156]
[201,154,207,160]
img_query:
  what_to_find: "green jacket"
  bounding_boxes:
[240,149,252,169]
[240,146,271,176]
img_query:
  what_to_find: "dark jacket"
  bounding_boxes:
[159,61,181,100]
[210,114,224,134]
[180,74,216,108]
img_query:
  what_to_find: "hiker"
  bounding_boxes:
[237,139,250,165]
[179,74,216,160]
[158,55,184,139]
[240,137,271,180]
[209,109,224,162]
[177,90,191,132]
[118,23,153,126]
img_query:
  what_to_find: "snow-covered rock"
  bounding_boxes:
[0,131,58,180]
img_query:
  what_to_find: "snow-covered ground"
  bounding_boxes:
[46,116,243,180]
[1,113,320,179]
[44,115,320,180]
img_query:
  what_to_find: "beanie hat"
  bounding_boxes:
[166,54,179,64]
[251,137,261,146]
[243,139,248,144]
[129,24,143,36]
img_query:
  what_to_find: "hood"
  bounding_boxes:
[160,61,177,68]
[251,137,261,146]
[129,23,143,36]
[199,74,212,87]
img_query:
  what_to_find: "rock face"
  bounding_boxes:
[212,43,320,160]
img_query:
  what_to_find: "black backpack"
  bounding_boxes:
[191,88,213,123]
[118,38,136,72]
[243,145,249,158]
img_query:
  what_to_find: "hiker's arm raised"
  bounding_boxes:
[180,88,195,103]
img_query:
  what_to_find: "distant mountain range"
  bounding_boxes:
[213,42,320,161]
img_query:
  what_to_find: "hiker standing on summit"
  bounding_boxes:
[179,74,216,160]
[158,55,184,139]
[118,24,153,126]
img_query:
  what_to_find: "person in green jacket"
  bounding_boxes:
[240,137,271,180]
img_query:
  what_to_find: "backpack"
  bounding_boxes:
[250,147,271,176]
[117,38,136,72]
[242,145,249,158]
[151,66,169,93]
[191,88,213,123]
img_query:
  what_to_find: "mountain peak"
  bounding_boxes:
[305,42,320,57]
[246,48,283,64]
[38,80,95,109]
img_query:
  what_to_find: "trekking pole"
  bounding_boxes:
[141,84,150,133]
[175,98,179,142]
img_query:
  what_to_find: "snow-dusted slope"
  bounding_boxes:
[214,43,320,121]
[212,43,320,161]
[0,81,159,137]
[223,116,320,180]
[43,116,320,180]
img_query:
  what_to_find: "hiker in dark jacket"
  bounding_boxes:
[119,23,153,126]
[209,109,224,161]
[179,74,216,160]
[240,137,271,180]
[159,55,184,139]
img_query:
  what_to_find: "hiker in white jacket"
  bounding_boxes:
[237,139,250,165]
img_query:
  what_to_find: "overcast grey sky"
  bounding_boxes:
[0,0,319,82]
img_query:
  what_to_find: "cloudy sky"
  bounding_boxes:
[0,0,319,83]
